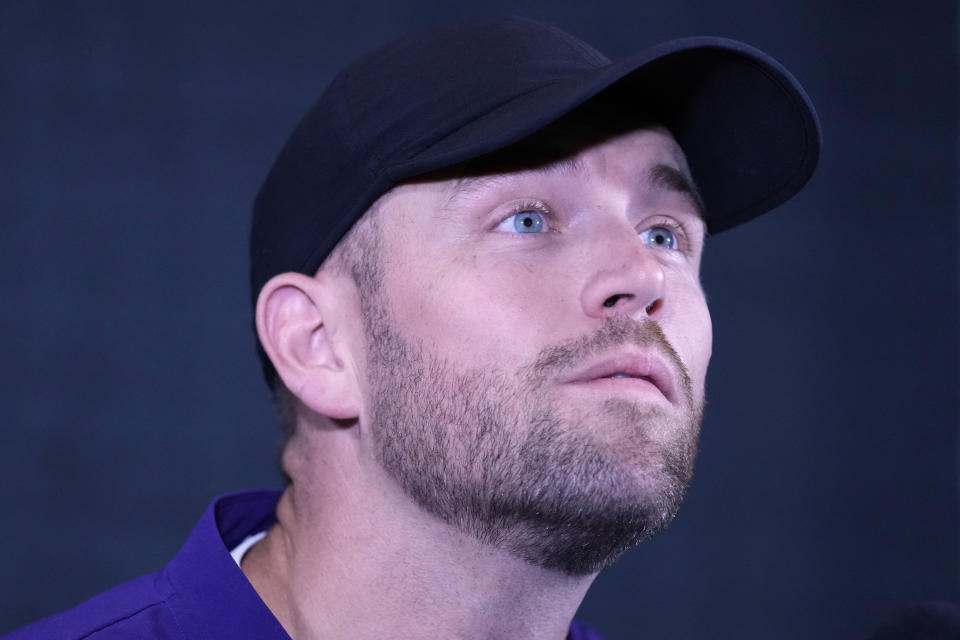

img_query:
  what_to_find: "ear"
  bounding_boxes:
[255,271,361,420]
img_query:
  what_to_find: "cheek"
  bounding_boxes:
[668,287,713,389]
[385,255,550,358]
[693,310,713,384]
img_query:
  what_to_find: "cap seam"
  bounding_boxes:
[333,66,382,184]
[381,78,567,175]
[543,22,610,67]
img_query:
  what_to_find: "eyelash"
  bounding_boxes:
[490,199,556,235]
[641,216,692,253]
[506,199,553,222]
[496,201,697,253]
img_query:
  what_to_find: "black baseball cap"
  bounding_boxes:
[251,15,821,317]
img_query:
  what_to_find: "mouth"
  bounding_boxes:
[561,352,679,405]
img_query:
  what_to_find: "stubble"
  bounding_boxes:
[364,303,704,576]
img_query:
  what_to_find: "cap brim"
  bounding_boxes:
[386,36,821,234]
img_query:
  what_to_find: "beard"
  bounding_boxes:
[364,306,704,576]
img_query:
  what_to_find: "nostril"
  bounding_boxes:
[601,294,661,313]
[603,294,626,308]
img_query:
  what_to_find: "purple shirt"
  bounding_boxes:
[5,489,607,639]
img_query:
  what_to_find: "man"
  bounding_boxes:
[6,16,820,640]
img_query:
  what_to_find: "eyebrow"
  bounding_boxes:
[648,163,706,219]
[443,156,585,212]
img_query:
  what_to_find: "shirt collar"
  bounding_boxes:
[163,489,288,639]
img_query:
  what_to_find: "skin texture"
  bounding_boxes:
[250,125,713,640]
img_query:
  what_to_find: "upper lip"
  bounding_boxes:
[560,349,679,404]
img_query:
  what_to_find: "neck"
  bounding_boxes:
[241,436,596,640]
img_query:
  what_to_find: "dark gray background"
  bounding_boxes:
[2,2,957,638]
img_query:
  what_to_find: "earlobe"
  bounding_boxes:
[255,272,361,420]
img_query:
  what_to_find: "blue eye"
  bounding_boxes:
[499,210,547,233]
[639,226,677,249]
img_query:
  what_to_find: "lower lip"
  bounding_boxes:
[566,377,668,400]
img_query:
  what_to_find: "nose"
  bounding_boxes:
[580,233,666,320]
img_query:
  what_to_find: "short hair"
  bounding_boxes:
[270,204,385,475]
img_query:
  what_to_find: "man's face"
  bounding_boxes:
[355,125,712,575]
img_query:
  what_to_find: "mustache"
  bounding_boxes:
[522,316,693,406]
